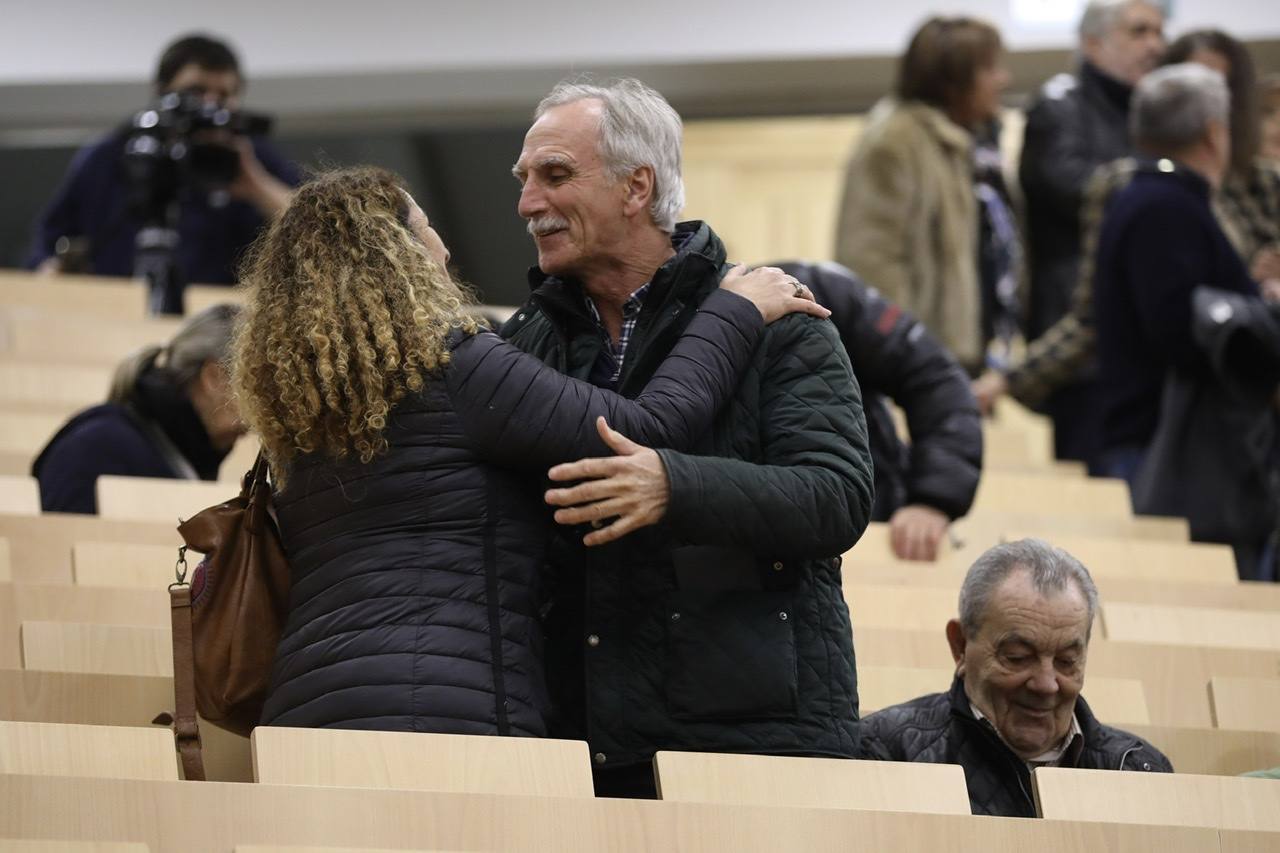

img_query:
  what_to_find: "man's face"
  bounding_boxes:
[165,63,242,110]
[951,569,1090,759]
[1085,1,1166,86]
[513,99,631,279]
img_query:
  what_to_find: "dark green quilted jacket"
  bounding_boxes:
[500,221,874,769]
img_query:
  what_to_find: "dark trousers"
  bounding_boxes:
[592,762,658,799]
[1089,444,1148,493]
[1045,381,1102,462]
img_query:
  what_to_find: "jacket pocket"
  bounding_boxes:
[664,589,798,720]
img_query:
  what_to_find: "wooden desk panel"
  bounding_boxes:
[0,774,1222,853]
[0,668,250,783]
[251,726,594,798]
[1104,603,1280,652]
[1034,766,1280,831]
[20,622,173,677]
[0,720,176,780]
[0,513,179,585]
[653,750,970,814]
[1210,677,1280,733]
[1127,724,1280,776]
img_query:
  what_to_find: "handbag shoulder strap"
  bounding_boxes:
[168,560,206,780]
[122,404,200,481]
[245,450,274,529]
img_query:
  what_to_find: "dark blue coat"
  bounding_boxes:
[32,373,228,514]
[259,291,765,736]
[1094,162,1259,454]
[33,405,177,514]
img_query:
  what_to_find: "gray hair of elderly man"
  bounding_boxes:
[957,538,1100,641]
[534,77,685,234]
[1130,62,1231,154]
[1077,0,1164,41]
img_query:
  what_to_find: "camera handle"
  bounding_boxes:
[135,223,186,316]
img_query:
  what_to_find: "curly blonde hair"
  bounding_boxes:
[232,167,477,486]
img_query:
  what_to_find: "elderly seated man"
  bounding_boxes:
[859,538,1171,817]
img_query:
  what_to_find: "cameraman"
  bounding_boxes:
[26,34,299,285]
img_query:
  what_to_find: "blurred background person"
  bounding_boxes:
[1018,0,1165,460]
[1092,64,1260,495]
[834,16,1010,375]
[32,303,245,514]
[1165,32,1280,296]
[25,34,299,294]
[973,116,1024,373]
[1262,75,1280,163]
[974,29,1280,420]
[780,260,983,561]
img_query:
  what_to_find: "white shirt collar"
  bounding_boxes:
[969,701,1083,768]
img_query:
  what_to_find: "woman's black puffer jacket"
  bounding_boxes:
[259,290,763,736]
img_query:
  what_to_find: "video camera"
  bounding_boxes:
[122,91,271,314]
[124,90,271,221]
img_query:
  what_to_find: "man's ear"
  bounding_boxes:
[946,619,968,675]
[621,165,656,218]
[1080,35,1103,66]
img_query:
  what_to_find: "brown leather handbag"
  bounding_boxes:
[167,450,291,780]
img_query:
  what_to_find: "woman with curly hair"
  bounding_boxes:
[233,166,822,736]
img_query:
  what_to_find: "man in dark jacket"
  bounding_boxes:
[859,539,1171,817]
[1093,63,1274,576]
[503,78,873,798]
[1018,0,1164,460]
[779,260,982,561]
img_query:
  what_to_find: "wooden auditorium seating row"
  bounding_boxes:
[12,616,1275,732]
[0,270,238,322]
[0,842,149,852]
[0,506,1197,589]
[0,733,1276,846]
[0,468,1167,527]
[0,304,183,365]
[0,719,1279,839]
[3,683,1280,796]
[6,771,1272,853]
[852,523,1224,578]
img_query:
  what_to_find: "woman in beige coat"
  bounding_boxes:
[835,17,1009,372]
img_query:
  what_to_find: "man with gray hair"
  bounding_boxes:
[859,539,1171,817]
[502,77,874,797]
[1014,0,1165,462]
[1091,63,1258,485]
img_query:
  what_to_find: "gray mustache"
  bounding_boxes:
[527,215,569,237]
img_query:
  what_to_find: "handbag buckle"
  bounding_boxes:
[172,545,189,586]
